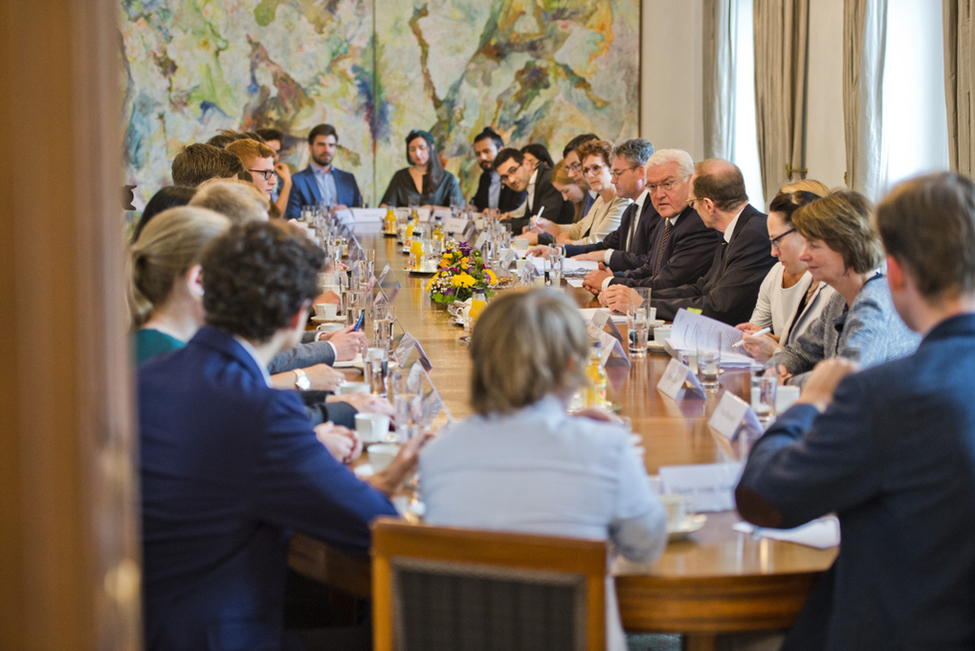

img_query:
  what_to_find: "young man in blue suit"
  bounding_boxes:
[285,124,363,219]
[138,221,419,650]
[736,172,975,650]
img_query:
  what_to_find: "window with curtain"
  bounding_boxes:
[733,0,765,211]
[879,0,949,192]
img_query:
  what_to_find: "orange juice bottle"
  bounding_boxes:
[469,289,487,322]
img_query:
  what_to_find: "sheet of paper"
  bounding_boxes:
[659,462,743,512]
[669,309,756,368]
[566,278,585,288]
[561,258,599,275]
[733,515,841,549]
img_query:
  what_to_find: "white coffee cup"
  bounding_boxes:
[315,303,338,320]
[355,413,391,444]
[368,443,401,472]
[316,322,344,334]
[511,238,529,251]
[775,385,801,413]
[660,494,692,527]
[654,324,672,343]
[322,284,341,298]
[338,381,369,395]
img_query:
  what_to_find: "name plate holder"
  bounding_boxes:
[659,462,743,512]
[596,331,630,369]
[657,358,706,400]
[394,332,432,372]
[708,391,764,443]
[589,309,624,345]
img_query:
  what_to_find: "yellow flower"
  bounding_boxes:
[451,272,476,289]
[426,278,435,291]
[486,270,497,285]
[460,257,470,265]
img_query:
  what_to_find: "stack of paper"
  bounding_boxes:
[668,309,757,368]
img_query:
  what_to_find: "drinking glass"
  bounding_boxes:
[696,331,722,389]
[390,369,422,442]
[365,347,390,397]
[750,372,778,422]
[627,288,652,358]
[548,247,564,286]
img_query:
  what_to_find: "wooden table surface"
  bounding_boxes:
[290,232,836,650]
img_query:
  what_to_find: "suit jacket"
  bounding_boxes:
[508,166,575,234]
[471,168,526,212]
[651,204,776,324]
[563,197,659,271]
[736,314,975,651]
[285,164,362,219]
[614,205,724,291]
[138,326,397,650]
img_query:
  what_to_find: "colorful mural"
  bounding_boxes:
[120,0,640,209]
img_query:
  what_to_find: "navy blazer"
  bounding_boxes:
[563,196,659,271]
[651,204,776,324]
[614,205,723,290]
[471,168,526,213]
[138,326,397,650]
[285,164,363,219]
[736,314,975,650]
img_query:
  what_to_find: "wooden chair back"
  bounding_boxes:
[372,517,607,651]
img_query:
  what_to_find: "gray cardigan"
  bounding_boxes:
[771,274,921,387]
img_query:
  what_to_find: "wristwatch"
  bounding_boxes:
[293,368,311,391]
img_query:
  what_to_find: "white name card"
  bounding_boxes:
[597,331,631,369]
[444,215,468,234]
[394,332,432,371]
[350,208,386,223]
[473,232,489,251]
[708,391,763,442]
[589,309,624,344]
[657,358,705,400]
[431,207,452,221]
[659,462,743,512]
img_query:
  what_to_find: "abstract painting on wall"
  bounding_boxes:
[120,0,640,209]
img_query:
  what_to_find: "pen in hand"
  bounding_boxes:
[732,327,770,348]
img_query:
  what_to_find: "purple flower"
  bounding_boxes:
[445,288,455,295]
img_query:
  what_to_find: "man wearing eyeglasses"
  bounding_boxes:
[590,149,723,297]
[494,148,574,235]
[285,124,363,220]
[225,139,278,202]
[604,159,775,325]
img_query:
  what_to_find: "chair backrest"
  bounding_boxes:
[372,517,607,651]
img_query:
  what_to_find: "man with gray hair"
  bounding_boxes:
[529,139,658,272]
[587,149,722,296]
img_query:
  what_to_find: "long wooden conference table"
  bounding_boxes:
[289,232,836,650]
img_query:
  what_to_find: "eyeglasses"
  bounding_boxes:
[497,166,519,183]
[610,166,639,179]
[249,169,275,181]
[769,228,796,249]
[566,162,582,172]
[687,197,698,209]
[646,175,688,194]
[583,163,607,177]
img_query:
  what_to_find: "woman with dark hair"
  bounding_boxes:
[737,188,835,359]
[130,185,197,243]
[520,143,554,169]
[380,129,464,208]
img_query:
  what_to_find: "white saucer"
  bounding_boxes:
[311,315,344,324]
[667,514,707,541]
[647,341,669,353]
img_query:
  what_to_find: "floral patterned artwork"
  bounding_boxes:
[120,0,640,210]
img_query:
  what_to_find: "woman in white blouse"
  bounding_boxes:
[420,288,667,651]
[738,189,836,361]
[531,139,630,246]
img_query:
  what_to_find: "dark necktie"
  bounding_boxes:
[622,203,639,251]
[653,219,674,275]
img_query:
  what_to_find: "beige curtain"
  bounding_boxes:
[843,0,887,198]
[703,0,738,160]
[943,0,975,176]
[753,0,809,201]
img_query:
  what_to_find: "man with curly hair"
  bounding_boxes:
[138,221,421,650]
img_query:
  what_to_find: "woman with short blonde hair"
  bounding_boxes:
[420,288,668,651]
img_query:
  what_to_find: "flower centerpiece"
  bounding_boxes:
[425,242,497,304]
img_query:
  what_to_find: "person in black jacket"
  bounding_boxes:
[603,159,776,325]
[494,148,575,234]
[470,127,525,212]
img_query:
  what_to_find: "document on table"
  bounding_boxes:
[669,309,756,368]
[561,258,599,275]
[733,515,841,549]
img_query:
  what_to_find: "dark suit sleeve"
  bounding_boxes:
[535,178,571,225]
[608,248,648,271]
[472,172,489,211]
[736,376,880,529]
[350,174,363,208]
[617,228,722,291]
[285,175,303,220]
[565,243,599,257]
[254,391,398,556]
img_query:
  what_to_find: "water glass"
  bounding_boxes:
[696,332,722,389]
[626,288,652,358]
[751,373,778,421]
[548,248,564,286]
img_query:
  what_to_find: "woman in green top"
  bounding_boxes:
[127,206,231,365]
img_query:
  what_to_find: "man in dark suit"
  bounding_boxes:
[138,221,419,650]
[549,138,657,270]
[736,172,975,650]
[469,127,526,212]
[584,149,722,296]
[284,124,362,219]
[604,159,775,324]
[494,148,574,234]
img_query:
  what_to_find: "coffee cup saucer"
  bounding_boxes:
[311,315,343,324]
[667,513,707,541]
